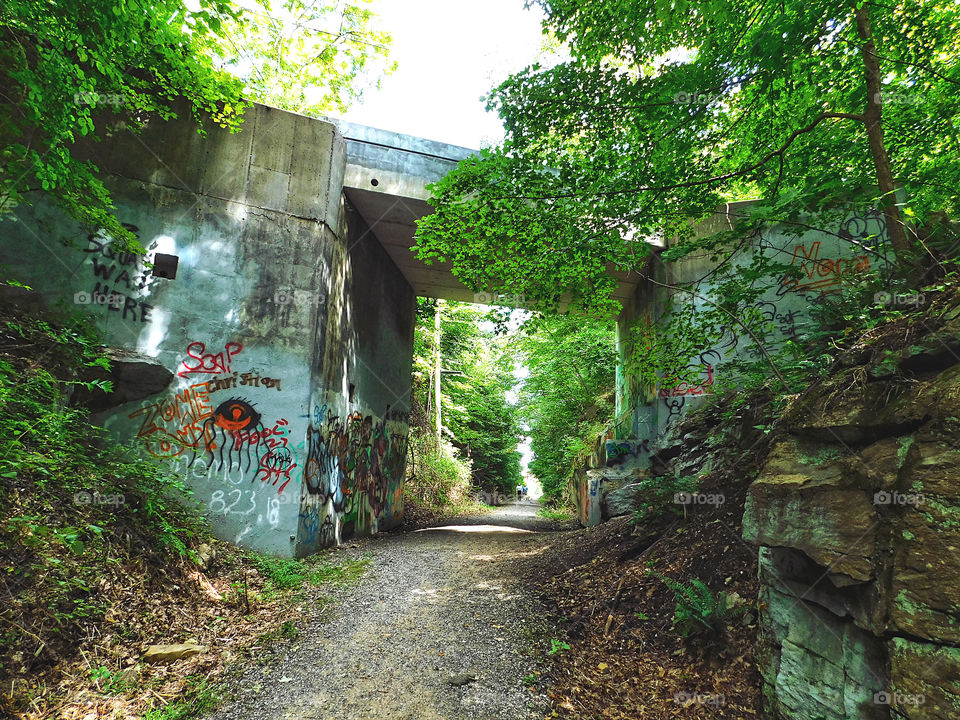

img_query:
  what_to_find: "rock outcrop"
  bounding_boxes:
[744,309,960,720]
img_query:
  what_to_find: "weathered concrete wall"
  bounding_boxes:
[572,205,890,526]
[0,103,414,557]
[296,203,415,555]
[624,205,887,446]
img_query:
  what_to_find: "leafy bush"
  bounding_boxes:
[631,474,699,525]
[537,506,574,522]
[0,309,206,675]
[405,432,473,508]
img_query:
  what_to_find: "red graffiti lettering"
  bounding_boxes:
[178,341,243,378]
[781,241,871,294]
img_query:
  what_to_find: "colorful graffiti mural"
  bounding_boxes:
[298,401,409,550]
[129,391,296,488]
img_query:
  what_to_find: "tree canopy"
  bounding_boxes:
[409,300,522,496]
[414,0,960,316]
[205,0,395,117]
[514,314,617,501]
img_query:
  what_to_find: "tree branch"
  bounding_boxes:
[496,112,863,202]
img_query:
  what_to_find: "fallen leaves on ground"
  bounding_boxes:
[519,480,767,719]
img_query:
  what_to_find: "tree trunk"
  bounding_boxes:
[853,3,912,264]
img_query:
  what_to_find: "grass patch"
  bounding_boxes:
[445,498,497,515]
[141,676,222,720]
[537,506,574,522]
[245,551,372,597]
[305,552,371,586]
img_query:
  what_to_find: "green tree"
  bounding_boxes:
[439,303,522,494]
[1,0,395,251]
[0,0,248,246]
[206,0,395,116]
[414,1,960,315]
[409,300,522,497]
[514,315,617,500]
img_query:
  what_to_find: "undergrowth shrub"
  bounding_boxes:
[0,308,207,678]
[631,473,698,525]
[404,431,473,508]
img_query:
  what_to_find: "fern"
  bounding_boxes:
[648,572,730,636]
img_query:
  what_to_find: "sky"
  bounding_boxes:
[341,0,547,149]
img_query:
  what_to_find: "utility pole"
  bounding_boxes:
[433,299,443,444]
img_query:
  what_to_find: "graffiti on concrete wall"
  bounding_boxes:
[754,302,801,342]
[772,211,886,299]
[659,350,721,426]
[178,341,244,378]
[78,225,156,322]
[205,371,283,392]
[571,468,605,527]
[129,340,297,496]
[297,506,337,549]
[298,401,409,550]
[128,381,215,460]
[777,240,872,296]
[129,391,296,485]
[248,417,297,493]
[605,438,651,471]
[650,211,889,434]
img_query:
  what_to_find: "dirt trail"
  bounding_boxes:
[207,502,564,720]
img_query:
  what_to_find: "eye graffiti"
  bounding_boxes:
[130,338,303,495]
[213,398,261,433]
[198,398,266,474]
[131,384,298,495]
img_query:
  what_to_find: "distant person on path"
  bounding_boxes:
[516,484,523,502]
[521,485,528,502]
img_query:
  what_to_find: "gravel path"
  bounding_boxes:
[207,502,565,720]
